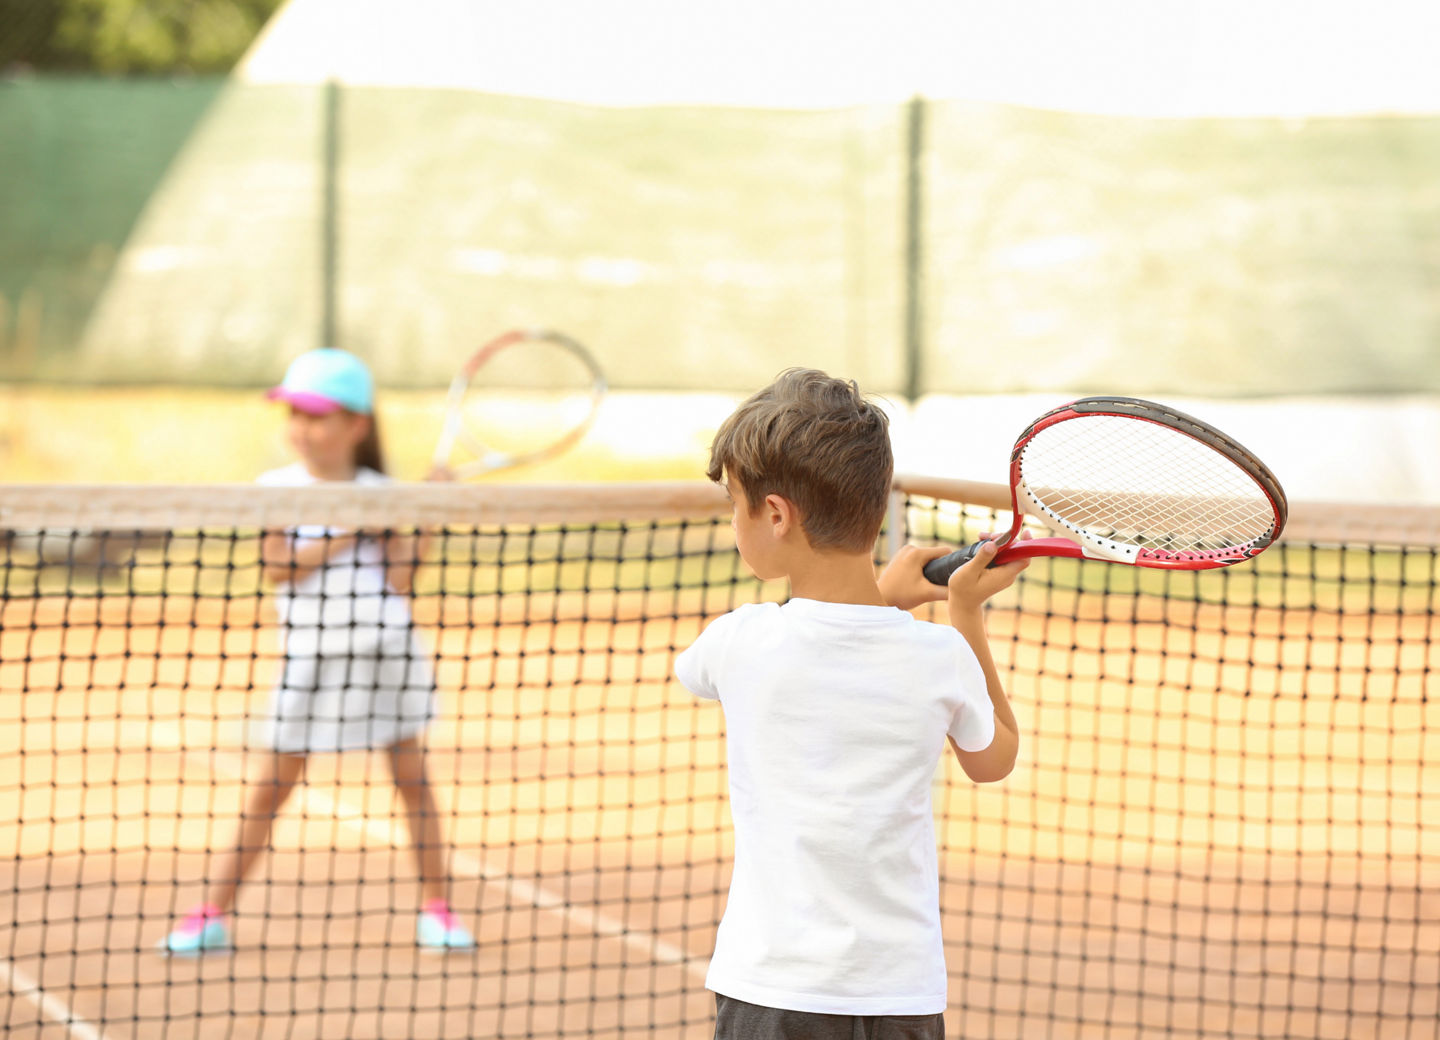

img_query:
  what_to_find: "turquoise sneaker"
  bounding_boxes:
[160,904,231,956]
[416,901,476,953]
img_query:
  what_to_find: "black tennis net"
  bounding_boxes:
[1,481,1435,1039]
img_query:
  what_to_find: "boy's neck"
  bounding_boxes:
[784,548,887,606]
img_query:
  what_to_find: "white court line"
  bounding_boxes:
[2,957,109,1040]
[152,723,707,979]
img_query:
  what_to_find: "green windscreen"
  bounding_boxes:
[3,80,1437,396]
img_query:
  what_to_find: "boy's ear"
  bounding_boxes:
[763,493,801,539]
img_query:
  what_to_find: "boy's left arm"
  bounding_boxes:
[945,587,1021,782]
[878,541,1025,783]
[944,542,1026,782]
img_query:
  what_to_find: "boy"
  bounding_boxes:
[674,369,1027,1039]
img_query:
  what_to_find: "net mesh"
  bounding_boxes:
[1,482,1436,1039]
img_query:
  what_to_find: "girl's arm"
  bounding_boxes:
[381,529,433,595]
[386,466,450,595]
[259,529,357,585]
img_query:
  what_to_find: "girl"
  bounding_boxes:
[162,348,475,955]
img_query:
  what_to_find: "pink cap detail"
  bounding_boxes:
[265,387,344,415]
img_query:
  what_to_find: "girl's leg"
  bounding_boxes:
[208,751,307,911]
[387,736,448,905]
[390,736,474,951]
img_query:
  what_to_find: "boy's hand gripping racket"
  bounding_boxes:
[431,328,607,480]
[923,397,1288,585]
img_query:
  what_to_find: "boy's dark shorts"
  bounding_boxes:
[714,994,944,1040]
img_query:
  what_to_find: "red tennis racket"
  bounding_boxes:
[923,396,1287,585]
[431,328,606,480]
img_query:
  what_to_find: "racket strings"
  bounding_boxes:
[1021,416,1276,552]
[441,334,605,475]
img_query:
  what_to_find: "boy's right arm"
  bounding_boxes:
[674,609,744,701]
[945,541,1027,783]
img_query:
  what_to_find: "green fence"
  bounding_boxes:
[2,76,1438,396]
[0,77,222,382]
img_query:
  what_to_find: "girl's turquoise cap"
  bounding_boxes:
[266,348,374,415]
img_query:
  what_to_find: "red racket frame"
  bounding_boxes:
[924,397,1288,582]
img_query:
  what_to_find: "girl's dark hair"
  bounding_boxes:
[355,410,385,474]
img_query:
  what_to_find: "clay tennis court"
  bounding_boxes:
[1,589,726,1039]
[4,548,1437,1040]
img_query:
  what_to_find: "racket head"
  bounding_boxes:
[433,328,607,479]
[1010,396,1287,569]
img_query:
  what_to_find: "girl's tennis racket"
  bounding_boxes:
[923,396,1287,585]
[431,328,607,480]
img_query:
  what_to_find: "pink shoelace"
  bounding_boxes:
[422,899,461,930]
[180,903,224,932]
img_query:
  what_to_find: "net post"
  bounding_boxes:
[902,94,926,403]
[884,489,906,563]
[320,77,341,349]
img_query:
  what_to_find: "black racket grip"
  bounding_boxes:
[922,541,989,585]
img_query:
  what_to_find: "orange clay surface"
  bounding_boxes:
[2,594,1437,1039]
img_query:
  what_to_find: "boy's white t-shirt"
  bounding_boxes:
[674,597,994,1017]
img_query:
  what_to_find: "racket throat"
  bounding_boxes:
[1019,481,1142,564]
[994,536,1087,563]
[453,450,518,479]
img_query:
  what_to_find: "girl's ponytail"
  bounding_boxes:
[356,411,385,475]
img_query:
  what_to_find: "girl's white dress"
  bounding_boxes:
[257,464,437,753]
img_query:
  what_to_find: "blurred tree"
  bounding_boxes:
[0,0,63,67]
[2,0,284,73]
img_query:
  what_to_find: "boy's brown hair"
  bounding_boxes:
[707,368,893,553]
